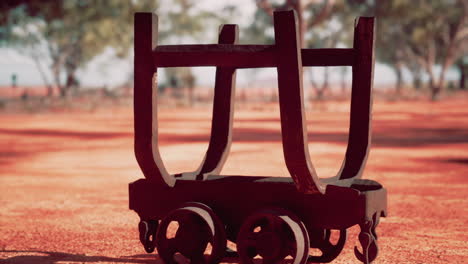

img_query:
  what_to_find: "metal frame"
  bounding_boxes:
[132,9,386,264]
[134,10,374,194]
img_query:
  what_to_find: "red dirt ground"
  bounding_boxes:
[0,98,467,264]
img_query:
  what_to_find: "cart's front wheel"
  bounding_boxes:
[308,229,347,263]
[237,208,309,264]
[156,202,226,264]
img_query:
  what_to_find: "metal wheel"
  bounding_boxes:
[308,229,347,263]
[156,202,226,264]
[237,208,309,264]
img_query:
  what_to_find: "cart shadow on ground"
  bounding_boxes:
[0,250,157,264]
[1,250,283,264]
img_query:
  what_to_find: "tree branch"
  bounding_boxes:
[306,0,335,28]
[256,0,274,17]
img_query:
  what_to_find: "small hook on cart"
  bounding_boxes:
[138,219,158,253]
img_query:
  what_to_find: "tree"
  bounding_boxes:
[1,0,158,97]
[256,0,337,47]
[255,0,359,100]
[158,0,220,106]
[1,0,58,95]
[455,56,468,90]
[356,0,468,99]
[305,3,355,99]
[403,0,467,100]
[345,0,410,95]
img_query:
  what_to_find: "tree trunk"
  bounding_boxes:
[187,86,194,106]
[308,68,318,101]
[32,54,54,97]
[429,73,441,101]
[340,67,348,94]
[316,89,325,100]
[431,85,441,101]
[425,60,439,100]
[65,70,80,96]
[52,64,66,97]
[394,48,405,95]
[312,67,329,101]
[458,62,466,90]
[308,67,330,100]
[407,60,423,90]
[394,63,403,95]
[433,61,450,101]
[184,70,196,106]
[50,45,70,98]
[412,70,422,90]
[308,68,317,89]
[321,66,329,99]
[59,88,67,97]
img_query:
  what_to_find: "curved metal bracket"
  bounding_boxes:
[273,11,375,193]
[181,25,238,181]
[336,17,375,181]
[134,13,174,187]
[134,12,237,186]
[274,10,325,194]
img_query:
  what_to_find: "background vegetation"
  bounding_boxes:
[0,0,467,103]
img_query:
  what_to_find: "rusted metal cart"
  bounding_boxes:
[130,10,387,264]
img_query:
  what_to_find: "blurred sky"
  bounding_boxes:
[0,0,458,89]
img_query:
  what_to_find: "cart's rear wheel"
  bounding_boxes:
[156,202,226,264]
[237,208,309,264]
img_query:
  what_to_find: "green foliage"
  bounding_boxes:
[347,0,467,97]
[2,0,153,58]
[0,0,224,98]
[304,2,355,49]
[156,0,222,94]
[243,8,275,45]
[1,0,161,96]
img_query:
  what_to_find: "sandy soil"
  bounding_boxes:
[0,98,467,264]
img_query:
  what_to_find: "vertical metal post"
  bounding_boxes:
[196,25,239,179]
[134,13,174,186]
[339,17,374,180]
[274,10,324,194]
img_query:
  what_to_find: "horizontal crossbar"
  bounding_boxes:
[153,45,354,68]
